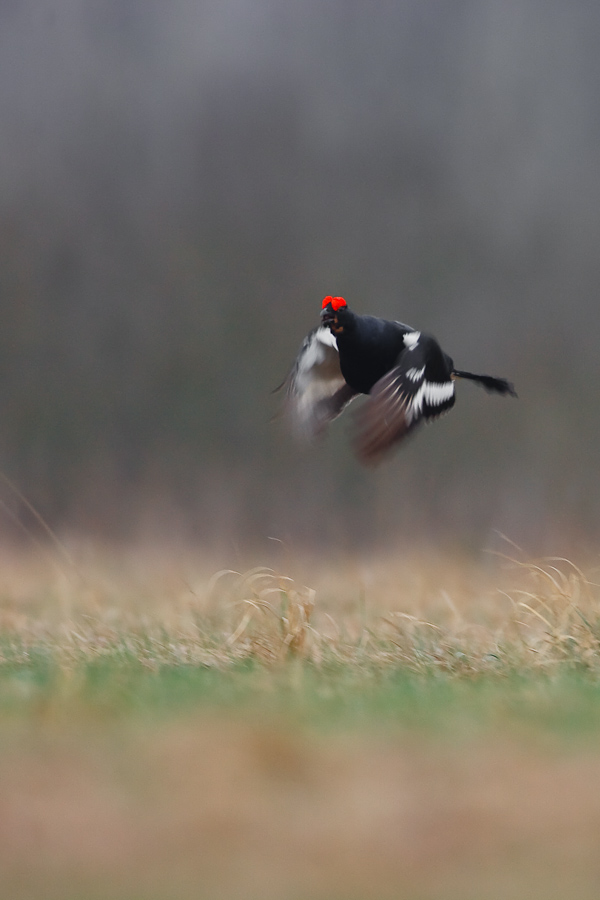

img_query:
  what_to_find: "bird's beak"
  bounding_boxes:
[321,305,336,326]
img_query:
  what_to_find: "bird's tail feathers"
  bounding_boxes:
[453,370,517,397]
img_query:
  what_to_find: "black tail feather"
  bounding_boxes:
[453,370,517,397]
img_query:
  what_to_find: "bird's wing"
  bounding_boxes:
[355,332,455,464]
[278,326,357,440]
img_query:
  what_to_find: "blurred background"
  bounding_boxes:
[0,0,599,553]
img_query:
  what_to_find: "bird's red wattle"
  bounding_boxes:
[321,296,346,311]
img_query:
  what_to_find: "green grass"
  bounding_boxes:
[3,648,600,744]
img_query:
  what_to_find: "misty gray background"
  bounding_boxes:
[0,1,598,552]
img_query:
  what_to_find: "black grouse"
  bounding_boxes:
[280,296,516,464]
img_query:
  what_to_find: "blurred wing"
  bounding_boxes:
[280,326,357,439]
[355,332,455,464]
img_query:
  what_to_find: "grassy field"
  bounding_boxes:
[2,542,600,899]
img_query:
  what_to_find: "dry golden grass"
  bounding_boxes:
[0,539,599,674]
[1,541,600,899]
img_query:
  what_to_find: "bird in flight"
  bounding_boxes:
[279,295,516,465]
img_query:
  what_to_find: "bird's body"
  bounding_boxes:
[335,315,411,393]
[280,296,516,464]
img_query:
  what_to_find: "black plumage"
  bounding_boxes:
[280,296,516,464]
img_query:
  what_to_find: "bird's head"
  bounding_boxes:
[320,296,349,334]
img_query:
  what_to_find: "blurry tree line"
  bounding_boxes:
[0,0,599,550]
